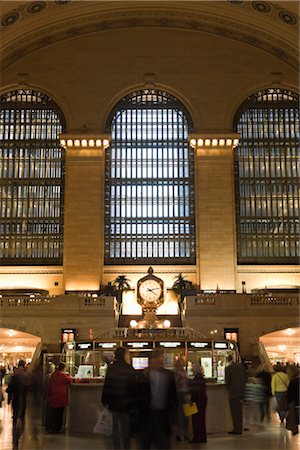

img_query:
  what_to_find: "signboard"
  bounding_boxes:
[158,342,184,348]
[76,342,93,350]
[224,328,239,343]
[61,328,76,343]
[124,342,152,349]
[188,341,212,349]
[213,342,228,350]
[95,342,118,349]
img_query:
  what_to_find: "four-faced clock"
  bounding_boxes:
[137,267,164,308]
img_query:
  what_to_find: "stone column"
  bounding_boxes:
[60,135,109,292]
[190,134,239,291]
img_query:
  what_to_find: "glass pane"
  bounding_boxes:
[234,88,299,264]
[105,89,195,264]
[0,90,65,265]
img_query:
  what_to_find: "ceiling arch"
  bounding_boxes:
[0,1,299,72]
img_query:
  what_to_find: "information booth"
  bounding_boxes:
[64,327,238,435]
[71,327,238,380]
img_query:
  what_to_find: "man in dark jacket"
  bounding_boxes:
[225,355,247,435]
[6,360,29,450]
[102,347,136,450]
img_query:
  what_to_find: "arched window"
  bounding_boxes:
[234,88,299,264]
[105,89,195,265]
[0,89,65,265]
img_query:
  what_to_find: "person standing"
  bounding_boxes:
[102,346,136,450]
[271,363,289,425]
[47,361,73,434]
[188,365,207,444]
[286,365,300,435]
[6,360,29,450]
[173,358,189,442]
[225,355,247,435]
[256,364,272,422]
[137,349,178,449]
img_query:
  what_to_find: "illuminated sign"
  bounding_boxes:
[61,328,76,343]
[125,342,152,348]
[95,342,118,349]
[76,342,92,350]
[158,342,183,348]
[214,342,228,349]
[188,342,211,349]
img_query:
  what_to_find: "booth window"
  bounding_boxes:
[234,88,299,264]
[105,89,195,264]
[0,89,65,265]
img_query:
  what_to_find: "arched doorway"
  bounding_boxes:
[0,328,41,372]
[259,327,300,365]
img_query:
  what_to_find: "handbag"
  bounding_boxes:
[93,406,113,435]
[182,402,198,417]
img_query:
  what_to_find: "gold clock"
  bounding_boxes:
[137,267,164,308]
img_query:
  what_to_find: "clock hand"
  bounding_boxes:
[147,288,160,292]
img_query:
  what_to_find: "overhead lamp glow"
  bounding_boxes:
[163,320,171,328]
[89,139,95,147]
[190,138,196,147]
[130,320,138,328]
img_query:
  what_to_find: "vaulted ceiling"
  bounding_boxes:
[0,1,299,72]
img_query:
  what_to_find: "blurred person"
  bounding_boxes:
[0,365,6,386]
[102,346,136,450]
[286,365,300,435]
[225,355,247,435]
[47,361,73,434]
[271,363,289,425]
[43,362,55,432]
[256,364,272,422]
[173,357,189,442]
[6,360,30,450]
[188,364,207,444]
[137,349,178,449]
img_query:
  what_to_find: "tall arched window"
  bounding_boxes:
[234,88,299,264]
[105,89,195,265]
[0,89,65,265]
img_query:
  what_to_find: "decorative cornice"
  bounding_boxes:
[0,7,298,71]
[60,134,110,150]
[189,134,240,149]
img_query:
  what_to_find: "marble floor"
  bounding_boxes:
[0,391,299,450]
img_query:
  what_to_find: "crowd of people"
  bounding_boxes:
[1,352,300,450]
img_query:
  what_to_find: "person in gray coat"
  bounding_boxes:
[225,355,247,435]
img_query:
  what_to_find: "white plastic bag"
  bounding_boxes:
[93,406,113,435]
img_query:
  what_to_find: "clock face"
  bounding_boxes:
[138,279,162,303]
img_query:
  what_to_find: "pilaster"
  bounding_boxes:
[60,135,109,291]
[190,134,239,290]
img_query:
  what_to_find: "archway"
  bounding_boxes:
[259,327,300,365]
[0,328,41,372]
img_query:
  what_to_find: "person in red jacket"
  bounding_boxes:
[47,362,73,433]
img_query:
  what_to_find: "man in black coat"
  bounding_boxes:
[102,347,136,450]
[225,355,247,435]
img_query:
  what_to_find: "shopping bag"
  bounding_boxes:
[182,402,198,417]
[93,406,113,435]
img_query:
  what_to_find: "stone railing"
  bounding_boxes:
[186,293,299,312]
[0,294,115,312]
[0,296,51,308]
[249,295,296,307]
